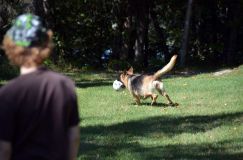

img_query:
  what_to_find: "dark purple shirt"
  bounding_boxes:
[0,67,80,160]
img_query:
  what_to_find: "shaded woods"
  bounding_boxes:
[1,0,243,71]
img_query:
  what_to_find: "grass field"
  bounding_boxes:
[1,66,242,160]
[73,66,243,160]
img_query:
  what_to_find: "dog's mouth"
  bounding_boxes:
[121,83,125,88]
[116,79,125,88]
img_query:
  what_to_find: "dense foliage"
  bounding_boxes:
[1,0,243,71]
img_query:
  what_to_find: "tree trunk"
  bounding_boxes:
[180,0,193,67]
[111,18,124,60]
[134,15,145,66]
[32,0,57,63]
[150,0,170,62]
[224,1,240,66]
[127,22,136,62]
[129,0,149,68]
[144,16,149,68]
[32,0,55,29]
[112,31,122,60]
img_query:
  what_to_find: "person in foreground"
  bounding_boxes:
[0,13,80,160]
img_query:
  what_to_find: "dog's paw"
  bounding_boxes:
[169,102,179,107]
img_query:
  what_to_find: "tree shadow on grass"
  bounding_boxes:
[80,140,243,160]
[79,112,243,160]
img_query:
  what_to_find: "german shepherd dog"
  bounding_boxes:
[119,55,178,106]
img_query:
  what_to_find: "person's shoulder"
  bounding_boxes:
[0,76,21,91]
[0,76,21,97]
[41,68,75,87]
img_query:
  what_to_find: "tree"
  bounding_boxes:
[2,0,243,69]
[180,0,193,67]
[150,0,169,62]
[223,0,241,65]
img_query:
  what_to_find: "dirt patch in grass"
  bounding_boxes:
[213,69,233,76]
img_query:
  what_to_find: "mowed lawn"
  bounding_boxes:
[0,66,241,159]
[74,66,243,160]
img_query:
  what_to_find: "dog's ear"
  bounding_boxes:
[120,71,126,78]
[121,70,126,75]
[127,67,133,75]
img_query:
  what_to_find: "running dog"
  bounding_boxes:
[118,55,178,106]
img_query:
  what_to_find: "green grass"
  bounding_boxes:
[1,66,242,159]
[74,66,243,160]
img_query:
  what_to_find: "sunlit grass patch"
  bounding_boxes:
[75,66,243,160]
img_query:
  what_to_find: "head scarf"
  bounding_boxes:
[6,13,48,47]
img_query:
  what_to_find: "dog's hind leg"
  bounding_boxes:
[162,92,174,105]
[162,91,179,106]
[155,82,175,106]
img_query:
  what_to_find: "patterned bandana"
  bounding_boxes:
[6,13,48,47]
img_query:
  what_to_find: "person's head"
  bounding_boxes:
[2,13,53,67]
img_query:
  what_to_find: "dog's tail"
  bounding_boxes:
[153,55,177,80]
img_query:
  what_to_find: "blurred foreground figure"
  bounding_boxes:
[0,14,80,160]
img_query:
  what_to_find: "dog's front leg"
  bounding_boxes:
[151,94,158,105]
